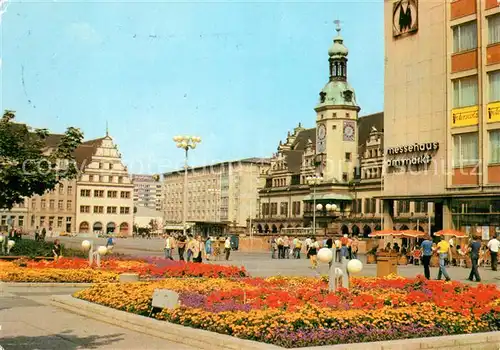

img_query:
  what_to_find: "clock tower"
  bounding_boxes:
[315,22,360,183]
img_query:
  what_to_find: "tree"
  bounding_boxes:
[0,110,83,209]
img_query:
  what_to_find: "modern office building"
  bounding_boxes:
[382,0,500,237]
[163,158,270,233]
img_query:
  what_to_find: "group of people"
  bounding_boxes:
[270,234,360,269]
[163,233,233,262]
[416,234,499,282]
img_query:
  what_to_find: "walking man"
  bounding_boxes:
[468,236,482,282]
[420,235,433,280]
[164,233,174,260]
[436,235,451,281]
[487,234,499,271]
[224,236,231,261]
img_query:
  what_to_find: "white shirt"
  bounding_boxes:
[224,239,231,249]
[165,237,171,249]
[487,238,500,253]
[448,238,454,247]
[305,238,312,247]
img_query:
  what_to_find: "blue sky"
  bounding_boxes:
[0,0,383,173]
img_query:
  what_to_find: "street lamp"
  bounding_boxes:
[173,135,202,237]
[306,175,323,236]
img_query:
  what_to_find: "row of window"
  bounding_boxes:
[87,174,126,183]
[262,201,301,217]
[34,199,72,211]
[80,190,131,198]
[79,206,131,214]
[0,215,24,227]
[35,216,72,229]
[452,15,500,53]
[454,130,500,166]
[453,70,500,108]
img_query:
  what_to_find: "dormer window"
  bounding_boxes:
[319,92,326,103]
[343,90,353,102]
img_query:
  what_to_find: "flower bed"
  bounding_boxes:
[0,257,247,283]
[75,276,500,348]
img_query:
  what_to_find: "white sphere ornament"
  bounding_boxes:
[7,240,15,248]
[317,248,333,263]
[347,259,363,274]
[97,246,108,255]
[81,240,91,250]
[316,203,323,210]
[332,204,338,210]
[325,204,332,211]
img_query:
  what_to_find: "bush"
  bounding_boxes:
[8,239,86,258]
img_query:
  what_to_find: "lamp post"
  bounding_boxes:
[306,175,323,236]
[173,135,202,237]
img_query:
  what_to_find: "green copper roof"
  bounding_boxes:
[316,80,359,109]
[328,34,348,58]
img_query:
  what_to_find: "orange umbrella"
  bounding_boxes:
[400,230,426,238]
[368,230,402,238]
[434,229,468,238]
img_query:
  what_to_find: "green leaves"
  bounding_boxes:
[0,110,83,209]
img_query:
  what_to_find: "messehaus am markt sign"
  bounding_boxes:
[386,142,439,171]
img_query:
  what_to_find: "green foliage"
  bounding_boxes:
[9,239,86,258]
[0,110,83,209]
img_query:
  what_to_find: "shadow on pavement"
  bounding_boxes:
[1,330,125,350]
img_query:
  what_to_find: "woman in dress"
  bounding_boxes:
[205,237,212,261]
[307,237,319,269]
[212,238,221,260]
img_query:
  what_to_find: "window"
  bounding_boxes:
[93,206,104,214]
[107,190,117,198]
[31,199,36,209]
[107,206,117,214]
[452,21,477,53]
[67,186,72,195]
[342,172,348,182]
[415,201,427,213]
[49,216,54,228]
[453,133,478,167]
[270,203,278,216]
[59,184,64,194]
[41,199,46,209]
[81,189,91,197]
[49,199,55,209]
[94,190,104,198]
[118,177,123,183]
[57,217,63,227]
[120,207,130,214]
[18,216,24,227]
[364,198,371,213]
[58,200,63,210]
[80,205,90,213]
[89,175,94,182]
[488,13,500,45]
[453,76,478,108]
[490,130,500,164]
[345,152,352,161]
[109,163,114,170]
[398,200,410,214]
[40,216,45,226]
[99,163,103,169]
[66,200,72,210]
[280,202,288,216]
[489,70,500,103]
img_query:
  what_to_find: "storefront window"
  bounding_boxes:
[453,133,478,167]
[490,130,500,164]
[488,13,500,45]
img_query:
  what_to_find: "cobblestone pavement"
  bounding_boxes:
[0,290,195,350]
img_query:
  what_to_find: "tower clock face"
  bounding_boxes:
[318,124,326,140]
[343,121,355,141]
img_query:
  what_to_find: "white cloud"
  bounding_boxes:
[68,22,101,44]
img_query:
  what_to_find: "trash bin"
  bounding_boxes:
[376,252,398,277]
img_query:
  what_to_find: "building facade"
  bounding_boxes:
[252,24,438,236]
[163,158,270,233]
[382,0,500,237]
[132,174,163,211]
[75,135,134,236]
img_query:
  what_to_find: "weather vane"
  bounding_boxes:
[334,19,341,33]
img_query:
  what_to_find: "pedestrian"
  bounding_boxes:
[224,236,231,261]
[271,238,277,259]
[347,235,353,259]
[294,237,302,259]
[468,236,482,282]
[334,237,341,262]
[487,234,499,271]
[35,226,40,241]
[212,238,221,261]
[164,233,173,260]
[351,236,359,259]
[420,235,433,279]
[186,236,196,262]
[307,237,319,269]
[192,235,205,263]
[283,236,290,259]
[277,236,284,259]
[177,234,186,261]
[52,239,62,262]
[340,234,349,260]
[435,235,451,281]
[41,227,46,241]
[205,237,212,261]
[106,236,114,254]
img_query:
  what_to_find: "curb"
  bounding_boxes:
[0,282,94,293]
[50,295,500,350]
[51,295,282,350]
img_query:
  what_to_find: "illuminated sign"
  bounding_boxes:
[386,142,439,170]
[451,106,479,128]
[488,101,500,123]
